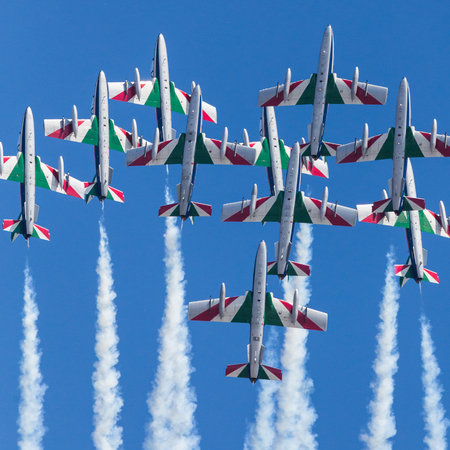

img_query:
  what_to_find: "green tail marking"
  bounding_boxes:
[109,120,125,152]
[255,137,271,167]
[7,153,25,182]
[230,291,253,324]
[267,262,278,276]
[405,127,426,158]
[81,116,99,146]
[170,82,186,115]
[194,133,214,164]
[145,78,161,107]
[325,73,345,104]
[293,192,313,224]
[236,364,250,379]
[264,293,284,327]
[296,73,316,105]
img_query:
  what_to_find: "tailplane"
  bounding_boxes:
[3,218,50,242]
[85,177,124,204]
[158,201,212,219]
[394,257,439,287]
[225,363,282,382]
[267,260,310,277]
[372,196,425,214]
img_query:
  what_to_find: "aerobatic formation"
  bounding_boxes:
[4,26,450,384]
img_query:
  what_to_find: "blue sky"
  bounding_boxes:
[0,0,450,448]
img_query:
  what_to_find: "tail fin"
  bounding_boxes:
[372,196,425,214]
[158,201,212,219]
[3,219,50,242]
[267,261,310,277]
[85,179,124,204]
[394,258,439,287]
[225,363,282,381]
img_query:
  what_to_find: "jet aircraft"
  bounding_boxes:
[188,240,328,383]
[257,25,388,159]
[337,77,450,214]
[126,83,258,220]
[108,34,217,141]
[2,107,87,241]
[357,158,449,286]
[222,142,357,279]
[44,71,140,203]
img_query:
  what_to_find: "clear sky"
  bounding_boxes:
[0,0,450,448]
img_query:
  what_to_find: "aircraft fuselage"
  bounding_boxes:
[179,84,202,220]
[310,25,334,158]
[262,107,284,196]
[93,71,110,201]
[153,34,172,141]
[20,107,36,239]
[249,241,267,383]
[391,78,411,213]
[404,158,423,282]
[276,143,300,279]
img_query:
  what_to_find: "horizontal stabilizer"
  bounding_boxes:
[394,261,439,287]
[300,140,339,157]
[3,219,50,242]
[301,156,329,178]
[225,363,282,381]
[267,261,310,277]
[372,196,425,214]
[84,181,124,204]
[159,201,212,218]
[423,268,439,284]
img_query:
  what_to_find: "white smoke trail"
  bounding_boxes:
[420,314,449,450]
[144,187,200,450]
[360,249,399,450]
[17,263,47,450]
[92,220,123,450]
[275,223,318,450]
[244,328,280,450]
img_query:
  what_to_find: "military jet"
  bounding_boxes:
[126,83,257,220]
[222,142,357,279]
[3,107,87,241]
[357,158,449,286]
[108,33,217,141]
[337,77,450,214]
[257,25,388,159]
[188,240,327,383]
[44,71,140,203]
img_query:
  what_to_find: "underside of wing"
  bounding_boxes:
[418,209,450,238]
[44,116,99,145]
[336,128,394,164]
[222,192,283,223]
[264,293,327,331]
[188,292,252,323]
[357,204,410,228]
[257,74,316,107]
[109,122,151,153]
[171,84,217,123]
[296,193,357,226]
[108,78,160,107]
[196,134,258,165]
[0,154,24,182]
[126,134,185,166]
[326,74,388,105]
[405,127,450,158]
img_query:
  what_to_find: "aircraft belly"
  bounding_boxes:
[264,107,284,195]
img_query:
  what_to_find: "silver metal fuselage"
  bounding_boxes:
[310,25,334,158]
[93,71,110,201]
[153,34,172,141]
[262,107,284,196]
[391,78,411,213]
[404,158,423,282]
[277,143,300,278]
[20,107,36,238]
[179,85,202,219]
[249,241,267,383]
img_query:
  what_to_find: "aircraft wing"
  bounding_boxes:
[0,154,24,182]
[419,209,450,238]
[357,204,410,227]
[300,141,340,157]
[336,128,395,163]
[294,192,357,226]
[171,84,217,123]
[44,116,99,145]
[301,155,329,178]
[35,157,86,199]
[108,78,161,107]
[257,74,316,107]
[326,74,388,105]
[405,127,450,158]
[109,123,151,153]
[188,292,252,323]
[126,134,185,166]
[222,192,284,223]
[264,293,327,331]
[195,134,258,165]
